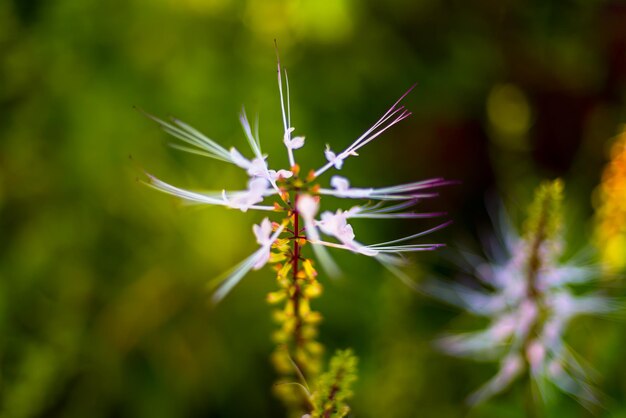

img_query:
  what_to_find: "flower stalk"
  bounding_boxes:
[269,180,324,414]
[521,180,563,417]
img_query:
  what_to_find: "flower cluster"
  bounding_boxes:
[143,66,450,305]
[428,180,613,406]
[594,126,626,273]
[142,55,449,416]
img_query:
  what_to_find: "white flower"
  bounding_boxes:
[330,176,350,193]
[144,174,276,212]
[230,148,267,177]
[251,218,276,270]
[224,177,271,212]
[284,127,305,150]
[324,145,344,170]
[268,169,293,181]
[253,217,273,245]
[297,194,320,220]
[318,210,354,246]
[211,219,285,303]
[302,192,449,260]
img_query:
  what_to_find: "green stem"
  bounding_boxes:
[524,378,540,418]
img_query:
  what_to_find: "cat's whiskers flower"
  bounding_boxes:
[429,180,614,407]
[142,54,450,417]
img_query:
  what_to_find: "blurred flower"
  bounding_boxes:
[594,126,626,273]
[428,180,614,407]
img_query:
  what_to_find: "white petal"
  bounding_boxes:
[229,147,251,170]
[247,157,268,177]
[253,217,273,245]
[211,222,285,303]
[526,340,546,371]
[283,127,295,140]
[468,355,524,404]
[330,176,350,192]
[253,249,271,270]
[324,145,343,169]
[297,194,319,220]
[317,210,358,247]
[289,136,305,149]
[228,178,270,212]
[273,169,293,179]
[249,177,270,193]
[324,146,335,162]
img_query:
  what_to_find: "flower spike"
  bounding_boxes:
[142,52,449,417]
[428,180,614,407]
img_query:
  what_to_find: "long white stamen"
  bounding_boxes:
[308,239,443,254]
[275,46,296,167]
[342,107,411,157]
[239,107,263,158]
[370,244,445,252]
[357,200,418,213]
[368,221,452,248]
[144,174,276,212]
[285,70,291,133]
[313,85,416,178]
[318,189,439,200]
[172,117,232,159]
[318,177,452,201]
[211,251,261,304]
[167,144,229,161]
[348,213,443,219]
[348,200,445,219]
[346,199,444,218]
[239,108,283,195]
[211,223,285,303]
[140,110,232,162]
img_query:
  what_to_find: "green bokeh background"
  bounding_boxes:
[1,0,626,417]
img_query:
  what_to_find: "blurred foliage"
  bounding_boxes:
[594,126,626,273]
[1,0,626,417]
